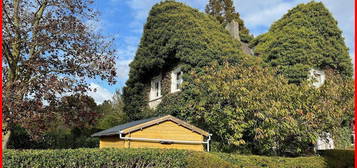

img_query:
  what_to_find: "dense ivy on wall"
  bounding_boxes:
[123,1,255,120]
[250,2,353,84]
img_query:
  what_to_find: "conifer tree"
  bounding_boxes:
[205,0,253,42]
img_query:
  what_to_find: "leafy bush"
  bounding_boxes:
[156,62,353,156]
[8,126,99,149]
[3,148,188,168]
[215,152,327,168]
[4,148,333,168]
[318,149,354,168]
[3,148,234,168]
[333,127,354,149]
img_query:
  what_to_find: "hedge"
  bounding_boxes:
[215,152,326,168]
[3,148,344,168]
[3,148,233,168]
[318,149,355,168]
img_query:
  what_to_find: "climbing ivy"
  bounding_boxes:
[250,2,353,84]
[122,1,354,155]
[123,1,255,120]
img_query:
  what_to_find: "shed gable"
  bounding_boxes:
[127,121,203,142]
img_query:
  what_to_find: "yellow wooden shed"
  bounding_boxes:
[91,115,211,151]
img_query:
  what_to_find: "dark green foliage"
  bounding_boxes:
[96,90,128,129]
[205,0,253,42]
[123,1,252,121]
[250,2,353,84]
[318,149,354,168]
[8,126,99,149]
[2,148,224,168]
[3,148,331,168]
[215,152,327,168]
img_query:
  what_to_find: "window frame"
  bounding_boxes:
[171,67,183,93]
[150,75,162,101]
[309,69,325,88]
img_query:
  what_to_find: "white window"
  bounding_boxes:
[150,76,162,100]
[315,132,334,150]
[309,69,325,88]
[171,67,183,93]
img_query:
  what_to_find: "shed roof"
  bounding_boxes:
[91,115,210,137]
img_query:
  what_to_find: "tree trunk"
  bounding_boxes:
[2,129,11,149]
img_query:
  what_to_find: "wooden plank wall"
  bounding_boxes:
[99,135,125,148]
[99,121,204,151]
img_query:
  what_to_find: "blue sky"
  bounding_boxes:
[86,0,354,104]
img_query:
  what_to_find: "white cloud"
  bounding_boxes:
[241,3,296,34]
[319,0,354,61]
[117,45,137,58]
[234,0,309,35]
[125,0,207,33]
[85,19,103,33]
[179,0,207,10]
[116,59,133,79]
[86,83,114,104]
[350,52,355,73]
[126,0,158,31]
[116,36,138,80]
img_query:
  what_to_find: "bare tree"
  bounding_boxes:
[2,0,117,148]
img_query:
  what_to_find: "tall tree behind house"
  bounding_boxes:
[205,0,253,42]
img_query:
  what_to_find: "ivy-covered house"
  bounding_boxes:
[127,2,256,111]
[122,1,353,153]
[147,20,252,109]
[123,1,254,120]
[147,65,183,109]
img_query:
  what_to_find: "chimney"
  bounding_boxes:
[225,20,240,41]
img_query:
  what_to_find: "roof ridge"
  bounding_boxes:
[92,115,209,137]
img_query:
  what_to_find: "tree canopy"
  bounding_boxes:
[2,0,117,146]
[57,94,99,129]
[205,0,253,42]
[96,90,128,129]
[250,2,352,84]
[123,1,256,121]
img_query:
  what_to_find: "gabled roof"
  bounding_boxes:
[91,115,210,137]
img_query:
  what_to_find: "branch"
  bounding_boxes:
[9,0,21,82]
[29,0,48,59]
[2,43,12,66]
[3,6,16,29]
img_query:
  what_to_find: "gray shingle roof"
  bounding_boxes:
[91,116,162,137]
